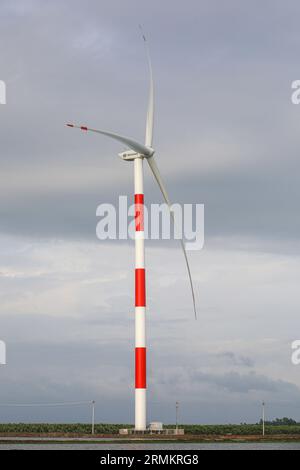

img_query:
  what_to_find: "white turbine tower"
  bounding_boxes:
[67,34,196,431]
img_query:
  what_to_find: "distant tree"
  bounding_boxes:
[258,417,298,426]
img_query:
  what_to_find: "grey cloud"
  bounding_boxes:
[192,370,296,395]
[217,352,255,368]
[0,0,300,247]
[1,0,300,425]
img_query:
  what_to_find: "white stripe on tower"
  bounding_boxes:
[134,156,146,431]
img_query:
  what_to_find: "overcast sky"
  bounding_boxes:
[0,0,300,425]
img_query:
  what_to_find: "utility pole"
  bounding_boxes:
[262,401,265,437]
[92,401,95,435]
[176,401,179,432]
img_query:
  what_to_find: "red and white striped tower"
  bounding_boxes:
[134,156,146,430]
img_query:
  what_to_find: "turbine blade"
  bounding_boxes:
[147,156,197,319]
[66,124,153,157]
[140,26,154,147]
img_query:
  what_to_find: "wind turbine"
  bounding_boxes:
[66,34,196,431]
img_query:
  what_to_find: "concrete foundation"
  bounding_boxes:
[119,428,184,436]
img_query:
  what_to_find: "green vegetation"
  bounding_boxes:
[1,422,300,435]
[0,423,132,434]
[174,424,300,435]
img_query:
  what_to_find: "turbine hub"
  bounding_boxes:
[146,147,155,157]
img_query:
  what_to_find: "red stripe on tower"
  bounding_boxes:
[135,269,146,306]
[135,347,146,388]
[134,194,144,232]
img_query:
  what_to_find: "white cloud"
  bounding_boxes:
[0,233,299,422]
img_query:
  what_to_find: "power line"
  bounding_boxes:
[0,401,96,433]
[0,401,93,407]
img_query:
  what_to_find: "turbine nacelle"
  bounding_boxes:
[118,148,155,161]
[119,150,138,161]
